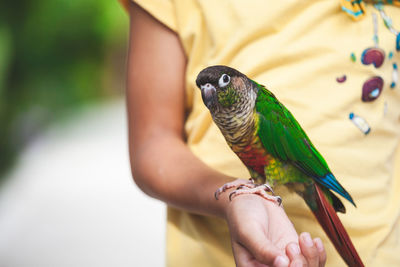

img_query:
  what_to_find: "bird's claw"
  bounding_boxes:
[214,178,255,200]
[229,183,282,206]
[263,183,274,194]
[215,179,282,206]
[275,195,282,206]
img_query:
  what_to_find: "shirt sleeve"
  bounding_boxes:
[118,0,177,32]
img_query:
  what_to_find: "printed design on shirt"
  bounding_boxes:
[343,4,399,135]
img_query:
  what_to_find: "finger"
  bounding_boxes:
[232,241,268,267]
[237,230,289,266]
[313,238,327,267]
[286,242,306,267]
[299,232,319,267]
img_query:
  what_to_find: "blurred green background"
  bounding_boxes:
[0,0,128,178]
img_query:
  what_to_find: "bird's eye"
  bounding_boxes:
[218,74,230,88]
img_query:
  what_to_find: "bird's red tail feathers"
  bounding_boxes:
[312,184,364,267]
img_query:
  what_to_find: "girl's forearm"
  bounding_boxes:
[130,134,235,218]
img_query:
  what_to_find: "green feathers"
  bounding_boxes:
[254,81,329,177]
[253,81,355,205]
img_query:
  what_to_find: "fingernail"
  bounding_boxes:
[274,255,289,267]
[301,232,313,247]
[293,261,303,267]
[314,237,324,252]
[288,243,300,255]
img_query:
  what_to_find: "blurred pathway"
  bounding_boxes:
[0,99,166,267]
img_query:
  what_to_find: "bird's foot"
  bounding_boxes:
[229,183,282,206]
[214,178,256,200]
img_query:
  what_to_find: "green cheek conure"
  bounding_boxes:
[196,65,364,267]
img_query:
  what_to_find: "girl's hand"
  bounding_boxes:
[224,193,327,267]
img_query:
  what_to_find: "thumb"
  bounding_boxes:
[237,231,289,266]
[232,240,289,267]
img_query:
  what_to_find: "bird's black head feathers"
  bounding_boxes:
[195,65,245,88]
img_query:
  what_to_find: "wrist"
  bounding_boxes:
[211,178,285,219]
[224,192,286,220]
[215,187,236,219]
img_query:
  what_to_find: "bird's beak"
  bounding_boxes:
[200,83,216,109]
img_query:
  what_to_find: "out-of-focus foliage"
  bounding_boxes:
[0,0,128,177]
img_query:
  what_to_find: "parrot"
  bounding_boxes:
[196,65,364,267]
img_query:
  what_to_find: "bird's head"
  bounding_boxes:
[196,65,255,114]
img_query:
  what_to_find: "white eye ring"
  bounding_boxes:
[218,74,230,88]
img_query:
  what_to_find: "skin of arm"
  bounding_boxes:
[126,3,326,267]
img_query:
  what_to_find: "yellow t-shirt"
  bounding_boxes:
[126,0,400,266]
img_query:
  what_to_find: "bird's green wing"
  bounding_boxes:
[253,82,354,205]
